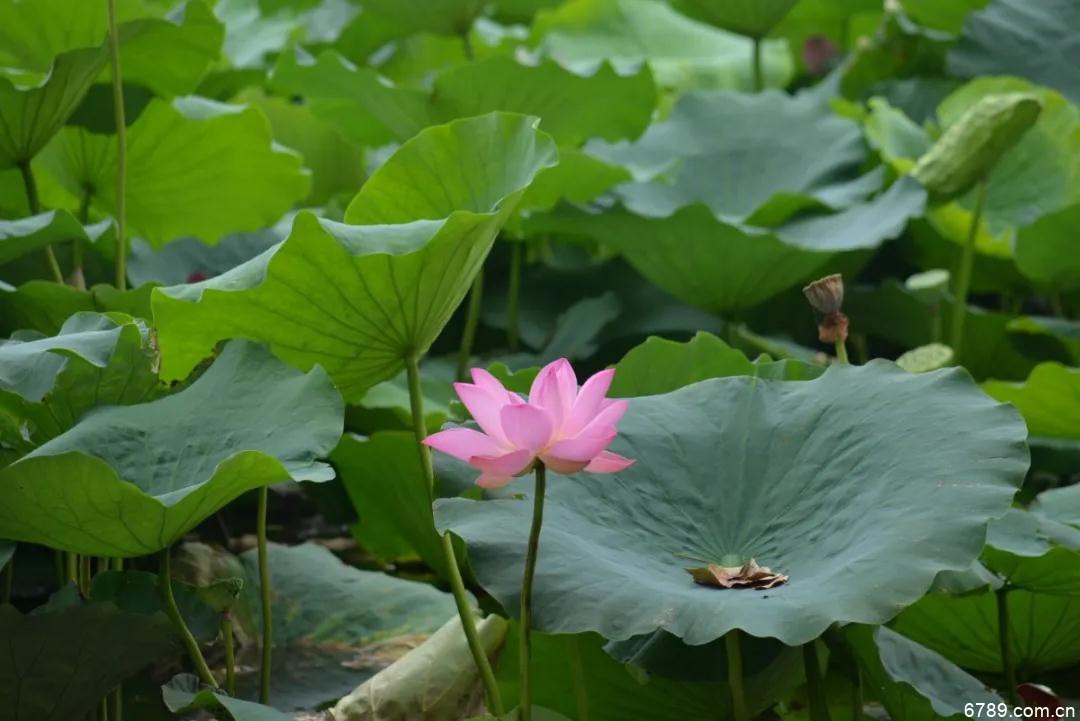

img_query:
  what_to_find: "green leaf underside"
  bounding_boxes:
[982,506,1080,595]
[163,674,291,721]
[0,340,343,557]
[437,362,1027,646]
[152,113,558,399]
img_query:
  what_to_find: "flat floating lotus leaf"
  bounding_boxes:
[982,506,1080,595]
[272,49,656,147]
[0,587,178,721]
[153,113,558,399]
[532,0,793,93]
[672,0,799,38]
[892,589,1080,674]
[948,0,1080,107]
[163,674,291,721]
[0,340,344,557]
[1015,204,1080,290]
[436,362,1027,646]
[535,177,925,314]
[847,625,1002,721]
[37,96,310,247]
[0,311,158,449]
[982,363,1080,439]
[588,89,870,221]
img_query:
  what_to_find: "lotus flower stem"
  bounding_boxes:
[257,485,273,703]
[112,683,123,721]
[66,552,78,585]
[159,548,218,688]
[852,668,863,721]
[1,551,13,604]
[16,160,64,284]
[834,339,849,364]
[803,641,831,721]
[752,37,764,92]
[997,587,1019,705]
[222,614,237,696]
[457,271,485,381]
[726,630,749,721]
[405,352,505,715]
[106,0,128,291]
[950,180,987,355]
[520,461,548,721]
[568,634,590,721]
[507,242,523,352]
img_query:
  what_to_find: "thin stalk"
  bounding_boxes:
[507,242,523,353]
[950,180,988,354]
[997,588,1019,706]
[222,615,237,696]
[752,36,764,92]
[112,685,123,721]
[72,187,92,290]
[100,696,108,721]
[457,270,484,381]
[834,339,849,365]
[1050,292,1065,319]
[79,555,91,595]
[726,630,749,721]
[2,551,13,604]
[17,160,64,283]
[257,486,272,704]
[66,552,78,585]
[568,634,590,721]
[159,549,218,688]
[803,641,831,721]
[111,557,123,572]
[106,0,127,290]
[54,551,65,588]
[852,668,863,721]
[519,462,547,721]
[405,352,504,715]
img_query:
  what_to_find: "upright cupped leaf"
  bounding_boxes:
[36,97,310,246]
[153,113,557,398]
[0,340,344,557]
[436,362,1027,646]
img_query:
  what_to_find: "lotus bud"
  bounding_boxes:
[912,93,1042,200]
[803,273,849,346]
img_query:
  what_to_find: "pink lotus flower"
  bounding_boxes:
[424,358,635,488]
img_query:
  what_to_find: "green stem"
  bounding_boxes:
[519,462,547,721]
[405,352,504,715]
[803,641,831,721]
[2,550,13,604]
[457,270,484,381]
[257,486,272,704]
[159,549,218,688]
[752,36,764,92]
[507,242,523,353]
[1050,292,1065,319]
[950,180,987,355]
[726,630,749,721]
[997,588,1019,705]
[113,684,123,721]
[73,187,92,290]
[66,552,78,585]
[79,554,91,595]
[852,668,863,721]
[222,615,237,697]
[17,160,64,283]
[568,634,590,721]
[106,0,127,291]
[834,339,849,365]
[930,307,942,344]
[100,696,108,721]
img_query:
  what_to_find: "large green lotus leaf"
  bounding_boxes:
[517,148,631,214]
[163,674,291,721]
[672,0,799,37]
[0,46,108,168]
[531,0,793,93]
[436,362,1027,646]
[152,114,556,397]
[0,280,156,337]
[115,2,225,97]
[900,0,986,34]
[0,340,343,557]
[360,0,485,36]
[982,363,1080,438]
[36,96,310,247]
[330,614,508,721]
[0,210,109,268]
[494,625,803,721]
[982,507,1080,596]
[610,332,822,397]
[0,312,158,449]
[892,589,1080,674]
[272,49,656,147]
[235,542,457,711]
[847,625,1001,721]
[587,89,872,221]
[1015,204,1080,290]
[948,0,1080,107]
[0,587,178,721]
[535,177,925,314]
[1031,485,1080,528]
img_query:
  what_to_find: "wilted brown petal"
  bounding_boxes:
[687,559,789,590]
[803,273,845,314]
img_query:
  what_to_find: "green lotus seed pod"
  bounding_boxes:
[912,93,1042,200]
[896,343,955,373]
[905,269,950,306]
